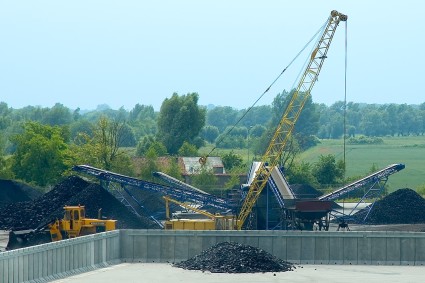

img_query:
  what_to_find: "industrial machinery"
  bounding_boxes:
[235,10,347,230]
[7,205,116,250]
[49,205,116,241]
[163,196,236,230]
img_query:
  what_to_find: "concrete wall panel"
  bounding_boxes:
[301,236,315,264]
[415,237,425,265]
[1,229,425,283]
[358,235,371,264]
[343,236,358,264]
[160,235,175,262]
[370,234,387,264]
[314,235,330,264]
[329,236,344,264]
[400,237,415,265]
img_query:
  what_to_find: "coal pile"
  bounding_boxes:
[0,175,161,231]
[0,179,42,207]
[174,242,294,273]
[290,184,323,199]
[353,188,425,224]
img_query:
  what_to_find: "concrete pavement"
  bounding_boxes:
[51,263,425,283]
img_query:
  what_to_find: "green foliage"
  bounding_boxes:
[201,125,220,143]
[286,161,319,187]
[10,121,71,186]
[249,125,266,138]
[138,147,160,182]
[225,173,241,189]
[70,119,94,142]
[191,167,218,189]
[221,150,243,171]
[0,135,13,179]
[347,136,384,145]
[216,128,247,149]
[416,184,425,197]
[178,141,198,157]
[311,154,345,188]
[157,92,206,154]
[70,116,132,173]
[42,103,72,126]
[164,157,182,181]
[136,135,155,156]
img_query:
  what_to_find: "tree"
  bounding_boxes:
[157,93,206,154]
[201,125,220,143]
[10,121,71,186]
[71,116,132,173]
[191,167,218,190]
[164,157,183,180]
[312,154,345,188]
[221,151,243,171]
[286,161,318,188]
[206,106,239,132]
[0,134,13,179]
[178,141,198,157]
[42,103,73,126]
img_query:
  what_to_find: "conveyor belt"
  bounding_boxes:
[72,165,232,211]
[319,163,405,201]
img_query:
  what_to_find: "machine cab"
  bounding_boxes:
[62,206,85,235]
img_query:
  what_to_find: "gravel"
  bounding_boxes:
[174,242,295,273]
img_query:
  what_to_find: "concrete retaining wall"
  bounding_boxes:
[121,230,425,265]
[1,229,425,283]
[0,230,120,283]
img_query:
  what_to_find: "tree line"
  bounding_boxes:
[0,91,424,190]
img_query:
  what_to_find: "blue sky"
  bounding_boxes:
[0,1,423,111]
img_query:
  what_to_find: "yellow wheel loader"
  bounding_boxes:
[7,205,116,250]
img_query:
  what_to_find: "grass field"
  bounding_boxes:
[200,136,425,193]
[299,136,425,192]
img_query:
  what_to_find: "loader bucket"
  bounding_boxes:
[6,230,51,250]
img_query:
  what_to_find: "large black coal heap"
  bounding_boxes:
[174,242,295,273]
[353,188,425,224]
[0,175,160,231]
[0,179,42,207]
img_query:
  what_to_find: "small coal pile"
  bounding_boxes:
[174,242,294,273]
[290,184,323,199]
[353,188,425,224]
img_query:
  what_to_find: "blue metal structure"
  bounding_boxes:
[72,165,233,212]
[319,163,405,222]
[152,171,208,194]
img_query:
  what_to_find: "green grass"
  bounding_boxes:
[299,136,425,192]
[199,136,425,193]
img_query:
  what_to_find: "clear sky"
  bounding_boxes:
[0,1,423,111]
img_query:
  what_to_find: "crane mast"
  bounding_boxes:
[236,10,347,230]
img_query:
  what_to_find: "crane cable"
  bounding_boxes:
[200,19,329,165]
[343,19,348,178]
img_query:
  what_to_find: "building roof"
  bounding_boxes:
[180,157,225,175]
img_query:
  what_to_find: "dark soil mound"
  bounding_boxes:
[174,242,294,273]
[290,184,323,199]
[353,188,425,224]
[0,179,42,207]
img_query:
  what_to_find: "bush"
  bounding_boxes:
[347,136,384,145]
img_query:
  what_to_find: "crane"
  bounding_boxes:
[236,10,347,230]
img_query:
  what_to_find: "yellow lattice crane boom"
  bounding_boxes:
[236,10,347,230]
